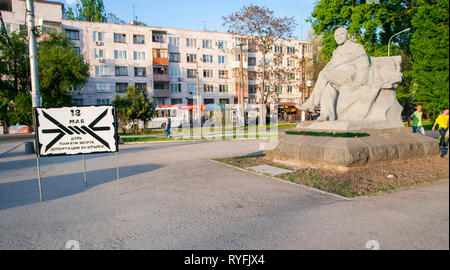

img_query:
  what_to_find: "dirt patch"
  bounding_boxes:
[214,155,449,198]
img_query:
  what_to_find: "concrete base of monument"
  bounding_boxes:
[296,120,408,135]
[265,132,440,172]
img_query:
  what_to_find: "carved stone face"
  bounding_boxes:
[334,29,348,45]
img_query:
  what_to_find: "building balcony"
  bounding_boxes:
[153,74,169,81]
[153,57,169,65]
[153,89,171,98]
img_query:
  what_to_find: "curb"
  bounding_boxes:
[209,159,352,201]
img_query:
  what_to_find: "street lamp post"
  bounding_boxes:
[388,28,411,57]
[305,80,313,99]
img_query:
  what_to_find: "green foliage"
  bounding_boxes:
[0,30,90,128]
[9,92,32,125]
[112,86,156,133]
[37,32,90,107]
[409,0,449,117]
[308,0,414,60]
[64,0,107,22]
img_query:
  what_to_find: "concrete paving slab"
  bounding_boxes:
[247,164,293,175]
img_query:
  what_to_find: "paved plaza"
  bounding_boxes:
[0,139,448,249]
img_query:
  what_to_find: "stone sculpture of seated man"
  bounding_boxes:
[296,28,403,124]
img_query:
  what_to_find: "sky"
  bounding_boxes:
[62,0,315,40]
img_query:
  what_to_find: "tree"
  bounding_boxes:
[112,93,131,133]
[112,86,156,133]
[65,0,107,22]
[107,13,127,24]
[408,0,449,118]
[308,0,415,61]
[0,29,90,130]
[223,5,296,124]
[37,32,90,107]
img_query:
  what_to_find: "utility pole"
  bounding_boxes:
[301,43,306,103]
[26,0,41,107]
[196,48,202,132]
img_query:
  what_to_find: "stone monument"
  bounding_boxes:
[266,28,440,171]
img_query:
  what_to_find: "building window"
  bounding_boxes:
[72,99,83,106]
[248,71,257,80]
[134,67,146,77]
[170,83,182,93]
[287,73,295,80]
[135,83,147,91]
[134,51,146,60]
[114,50,127,60]
[248,57,256,66]
[219,85,229,93]
[169,37,180,47]
[171,98,182,105]
[114,33,126,43]
[203,69,213,78]
[218,70,228,79]
[94,48,107,59]
[96,83,110,92]
[0,0,12,11]
[152,32,165,43]
[219,98,229,104]
[169,68,181,78]
[204,99,214,104]
[265,86,270,93]
[65,29,79,40]
[202,55,213,63]
[187,83,197,93]
[202,39,212,48]
[95,65,108,75]
[154,81,169,90]
[169,53,180,62]
[96,99,110,105]
[153,49,168,58]
[116,83,128,93]
[133,34,145,44]
[218,55,226,64]
[187,69,197,78]
[115,66,128,76]
[287,46,295,54]
[249,85,257,94]
[217,40,227,49]
[74,47,80,55]
[186,38,196,47]
[153,66,168,75]
[274,45,283,53]
[287,86,293,93]
[93,31,106,42]
[203,84,214,92]
[186,54,197,63]
[276,86,283,93]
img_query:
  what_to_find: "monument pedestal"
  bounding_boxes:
[266,124,440,171]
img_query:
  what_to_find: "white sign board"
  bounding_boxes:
[35,106,118,157]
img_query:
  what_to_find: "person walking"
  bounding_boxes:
[408,104,425,135]
[432,107,449,157]
[164,115,172,138]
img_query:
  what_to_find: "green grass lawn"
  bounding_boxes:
[404,119,434,130]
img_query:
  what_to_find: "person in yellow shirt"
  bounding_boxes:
[432,107,449,157]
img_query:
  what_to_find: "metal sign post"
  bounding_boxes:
[36,156,43,202]
[116,152,120,195]
[82,155,87,187]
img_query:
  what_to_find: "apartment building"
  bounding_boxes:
[1,0,318,109]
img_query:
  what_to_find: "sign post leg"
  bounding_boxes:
[36,157,43,202]
[116,152,120,195]
[83,154,87,187]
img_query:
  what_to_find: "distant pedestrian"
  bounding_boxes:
[164,115,172,138]
[408,104,425,135]
[432,107,449,157]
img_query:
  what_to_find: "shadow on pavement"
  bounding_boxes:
[0,163,162,211]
